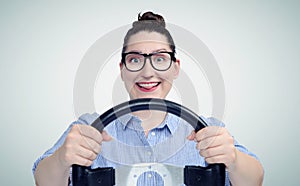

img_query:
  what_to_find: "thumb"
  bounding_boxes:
[102,130,113,141]
[187,131,196,141]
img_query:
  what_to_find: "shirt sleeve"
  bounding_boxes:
[32,122,73,175]
[32,113,99,175]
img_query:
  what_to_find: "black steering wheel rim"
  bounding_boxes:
[91,98,207,133]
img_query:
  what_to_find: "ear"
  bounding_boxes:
[173,59,180,79]
[119,62,124,81]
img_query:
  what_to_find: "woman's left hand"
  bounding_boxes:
[188,126,237,169]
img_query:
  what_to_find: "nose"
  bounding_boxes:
[140,57,155,77]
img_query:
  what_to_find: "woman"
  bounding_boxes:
[33,11,264,185]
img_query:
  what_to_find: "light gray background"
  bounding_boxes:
[1,1,299,185]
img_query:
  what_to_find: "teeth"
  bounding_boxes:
[137,82,159,88]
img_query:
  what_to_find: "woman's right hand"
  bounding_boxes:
[56,124,112,168]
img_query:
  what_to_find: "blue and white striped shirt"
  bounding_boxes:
[33,113,258,185]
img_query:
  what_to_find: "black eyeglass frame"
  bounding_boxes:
[121,51,177,72]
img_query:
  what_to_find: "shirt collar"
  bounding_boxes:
[117,113,179,135]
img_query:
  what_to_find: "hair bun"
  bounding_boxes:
[132,11,166,28]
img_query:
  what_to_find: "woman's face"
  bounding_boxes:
[120,31,180,100]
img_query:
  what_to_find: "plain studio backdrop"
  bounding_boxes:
[1,1,299,185]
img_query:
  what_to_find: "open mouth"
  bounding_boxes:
[136,82,161,90]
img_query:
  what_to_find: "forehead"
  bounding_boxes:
[126,31,171,52]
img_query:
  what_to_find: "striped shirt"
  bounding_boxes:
[33,113,259,185]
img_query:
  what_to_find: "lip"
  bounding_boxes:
[136,82,160,92]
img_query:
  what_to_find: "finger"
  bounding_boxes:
[76,145,98,161]
[73,155,93,167]
[195,126,224,141]
[75,125,103,144]
[202,148,237,168]
[204,154,226,165]
[80,137,101,154]
[196,135,223,150]
[199,145,224,158]
[204,153,236,168]
[102,130,113,141]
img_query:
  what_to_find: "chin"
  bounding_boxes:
[131,94,165,100]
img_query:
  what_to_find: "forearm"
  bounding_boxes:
[228,149,264,186]
[34,150,70,186]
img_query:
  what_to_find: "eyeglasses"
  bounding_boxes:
[121,51,176,72]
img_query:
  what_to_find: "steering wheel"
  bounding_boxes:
[72,98,225,185]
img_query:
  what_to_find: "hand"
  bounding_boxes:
[56,124,112,168]
[188,126,237,169]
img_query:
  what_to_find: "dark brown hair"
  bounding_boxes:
[122,11,176,54]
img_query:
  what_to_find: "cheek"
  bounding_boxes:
[159,69,177,82]
[159,73,175,93]
[122,71,136,87]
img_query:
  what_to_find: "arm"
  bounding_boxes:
[228,148,264,185]
[188,126,264,185]
[34,149,71,186]
[34,124,111,186]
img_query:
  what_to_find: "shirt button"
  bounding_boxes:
[151,132,155,136]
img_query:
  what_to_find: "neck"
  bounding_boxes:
[132,110,167,133]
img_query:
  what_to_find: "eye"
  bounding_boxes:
[129,57,140,63]
[153,54,169,63]
[156,57,165,62]
[126,54,142,64]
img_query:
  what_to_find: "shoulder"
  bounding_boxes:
[200,116,225,127]
[77,112,100,125]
